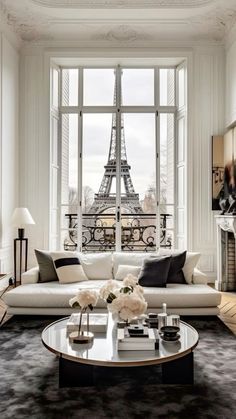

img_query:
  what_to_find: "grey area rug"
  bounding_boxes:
[0,316,235,419]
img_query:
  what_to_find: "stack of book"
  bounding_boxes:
[117,326,157,351]
[66,313,108,334]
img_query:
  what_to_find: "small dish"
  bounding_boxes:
[160,333,180,342]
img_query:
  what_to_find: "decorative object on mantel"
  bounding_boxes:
[99,275,147,323]
[212,135,224,210]
[213,128,236,215]
[11,207,35,285]
[215,215,236,292]
[69,289,99,343]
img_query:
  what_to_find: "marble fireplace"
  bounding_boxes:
[215,215,236,291]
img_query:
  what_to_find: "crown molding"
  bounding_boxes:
[30,0,215,9]
[0,0,234,45]
[225,21,236,49]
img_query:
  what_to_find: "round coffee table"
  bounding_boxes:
[42,314,199,387]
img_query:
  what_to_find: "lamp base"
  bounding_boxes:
[18,228,25,239]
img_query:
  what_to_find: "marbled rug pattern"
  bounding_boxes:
[0,316,235,419]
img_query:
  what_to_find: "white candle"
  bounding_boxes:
[162,303,167,314]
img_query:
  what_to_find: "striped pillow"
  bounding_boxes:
[51,252,88,284]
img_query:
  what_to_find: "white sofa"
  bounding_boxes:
[3,251,221,316]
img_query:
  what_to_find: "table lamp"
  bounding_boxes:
[12,207,35,285]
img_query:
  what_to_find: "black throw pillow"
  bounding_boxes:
[138,256,172,287]
[167,251,187,284]
[35,249,58,283]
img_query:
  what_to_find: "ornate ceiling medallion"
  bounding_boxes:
[31,0,216,9]
[92,24,146,42]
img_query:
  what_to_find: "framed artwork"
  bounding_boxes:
[212,135,224,210]
[212,129,236,211]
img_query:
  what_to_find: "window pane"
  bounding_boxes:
[62,69,79,106]
[61,114,78,204]
[83,69,115,106]
[61,114,78,250]
[122,69,154,106]
[52,68,59,108]
[82,113,115,251]
[160,113,175,206]
[121,113,156,251]
[160,69,175,106]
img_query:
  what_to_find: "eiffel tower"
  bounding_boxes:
[88,93,143,215]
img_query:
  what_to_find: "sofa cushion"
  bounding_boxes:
[3,281,107,308]
[138,257,171,287]
[167,251,186,284]
[115,265,141,280]
[113,252,158,276]
[158,249,200,284]
[51,252,88,284]
[35,249,58,283]
[79,252,113,280]
[3,281,221,309]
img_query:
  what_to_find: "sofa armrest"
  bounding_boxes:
[21,267,39,284]
[192,268,208,284]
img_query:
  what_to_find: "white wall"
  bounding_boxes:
[191,47,225,277]
[0,34,19,273]
[19,46,225,278]
[19,51,50,266]
[226,38,236,127]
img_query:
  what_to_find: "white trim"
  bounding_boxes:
[46,51,193,252]
[116,66,122,251]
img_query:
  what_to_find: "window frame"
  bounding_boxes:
[59,65,177,252]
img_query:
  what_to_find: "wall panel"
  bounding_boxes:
[192,48,225,277]
[0,35,19,273]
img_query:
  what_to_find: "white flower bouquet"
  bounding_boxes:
[99,274,147,323]
[69,289,99,339]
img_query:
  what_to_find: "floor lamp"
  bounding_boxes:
[12,207,35,285]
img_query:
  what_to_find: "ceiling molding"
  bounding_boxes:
[0,0,235,45]
[0,0,53,42]
[189,6,236,41]
[91,24,151,43]
[30,0,216,9]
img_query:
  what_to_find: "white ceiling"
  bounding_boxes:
[1,0,236,45]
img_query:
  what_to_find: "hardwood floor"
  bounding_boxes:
[1,287,236,334]
[218,291,236,334]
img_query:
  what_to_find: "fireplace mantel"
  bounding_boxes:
[215,215,236,291]
[215,215,236,236]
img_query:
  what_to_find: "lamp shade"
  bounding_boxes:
[12,207,35,228]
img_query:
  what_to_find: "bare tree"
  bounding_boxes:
[82,185,94,213]
[68,187,78,214]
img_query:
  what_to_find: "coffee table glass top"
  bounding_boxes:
[42,314,199,367]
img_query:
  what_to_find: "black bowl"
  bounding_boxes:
[160,326,180,337]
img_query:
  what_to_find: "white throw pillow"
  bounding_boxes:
[158,249,201,284]
[113,252,158,277]
[115,265,141,280]
[51,252,88,284]
[183,252,201,284]
[78,252,113,280]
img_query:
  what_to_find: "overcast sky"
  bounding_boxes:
[64,68,171,201]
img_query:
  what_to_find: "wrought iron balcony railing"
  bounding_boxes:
[63,213,173,252]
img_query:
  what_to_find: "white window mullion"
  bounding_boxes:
[155,112,161,250]
[77,67,83,253]
[116,66,122,252]
[155,67,160,250]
